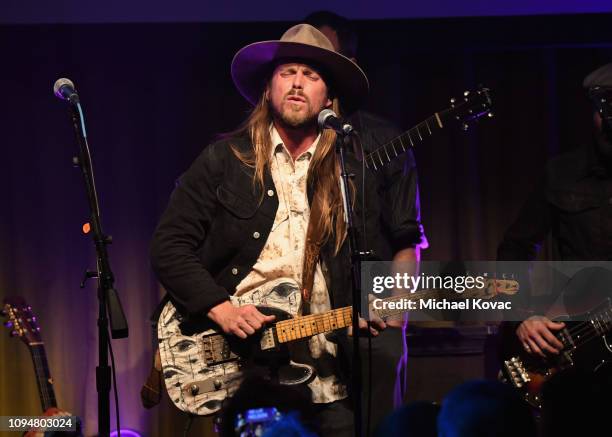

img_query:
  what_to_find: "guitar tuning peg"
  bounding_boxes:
[4,321,13,328]
[464,90,470,97]
[450,98,456,104]
[462,123,469,131]
[487,112,494,118]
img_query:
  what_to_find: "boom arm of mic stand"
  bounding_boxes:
[69,103,128,339]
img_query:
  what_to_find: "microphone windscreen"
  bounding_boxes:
[317,109,337,128]
[53,78,75,99]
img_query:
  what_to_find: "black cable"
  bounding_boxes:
[355,118,373,437]
[366,321,373,437]
[357,130,368,250]
[108,331,121,437]
[183,414,194,437]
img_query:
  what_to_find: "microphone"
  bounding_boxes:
[53,78,80,104]
[318,109,355,136]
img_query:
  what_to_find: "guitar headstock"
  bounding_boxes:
[2,296,42,346]
[448,86,493,130]
[483,278,519,297]
[461,277,519,299]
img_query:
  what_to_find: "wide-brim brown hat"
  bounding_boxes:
[584,62,612,89]
[231,23,369,114]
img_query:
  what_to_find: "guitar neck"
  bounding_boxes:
[274,282,512,342]
[29,344,58,411]
[363,109,451,171]
[274,290,436,343]
[275,307,353,343]
[563,303,612,351]
[373,286,500,319]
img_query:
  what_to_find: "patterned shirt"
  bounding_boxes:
[234,126,348,404]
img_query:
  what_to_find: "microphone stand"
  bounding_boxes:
[65,100,129,437]
[335,132,371,437]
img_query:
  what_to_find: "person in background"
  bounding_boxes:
[304,10,427,431]
[497,63,612,358]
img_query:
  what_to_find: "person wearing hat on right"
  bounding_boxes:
[497,63,612,357]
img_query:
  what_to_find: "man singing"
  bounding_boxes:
[151,24,390,436]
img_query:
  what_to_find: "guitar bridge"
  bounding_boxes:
[504,356,531,388]
[201,333,238,365]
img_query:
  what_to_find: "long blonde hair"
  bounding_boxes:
[229,92,351,255]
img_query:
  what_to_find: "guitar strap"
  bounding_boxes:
[140,348,163,409]
[301,186,326,307]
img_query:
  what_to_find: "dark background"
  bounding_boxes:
[1,14,612,435]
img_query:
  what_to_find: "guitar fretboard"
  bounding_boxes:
[363,110,449,171]
[274,289,456,342]
[274,279,514,342]
[563,303,612,350]
[275,307,353,343]
[30,344,57,411]
[591,305,612,335]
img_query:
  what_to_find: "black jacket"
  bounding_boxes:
[350,110,426,258]
[150,134,422,318]
[498,144,612,261]
[150,127,423,386]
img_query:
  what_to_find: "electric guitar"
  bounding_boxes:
[2,297,59,412]
[362,86,492,171]
[500,267,612,408]
[158,277,517,415]
[2,296,82,436]
[157,88,494,415]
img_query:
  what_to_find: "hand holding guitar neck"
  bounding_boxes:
[348,294,387,337]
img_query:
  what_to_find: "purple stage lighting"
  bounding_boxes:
[110,430,142,437]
